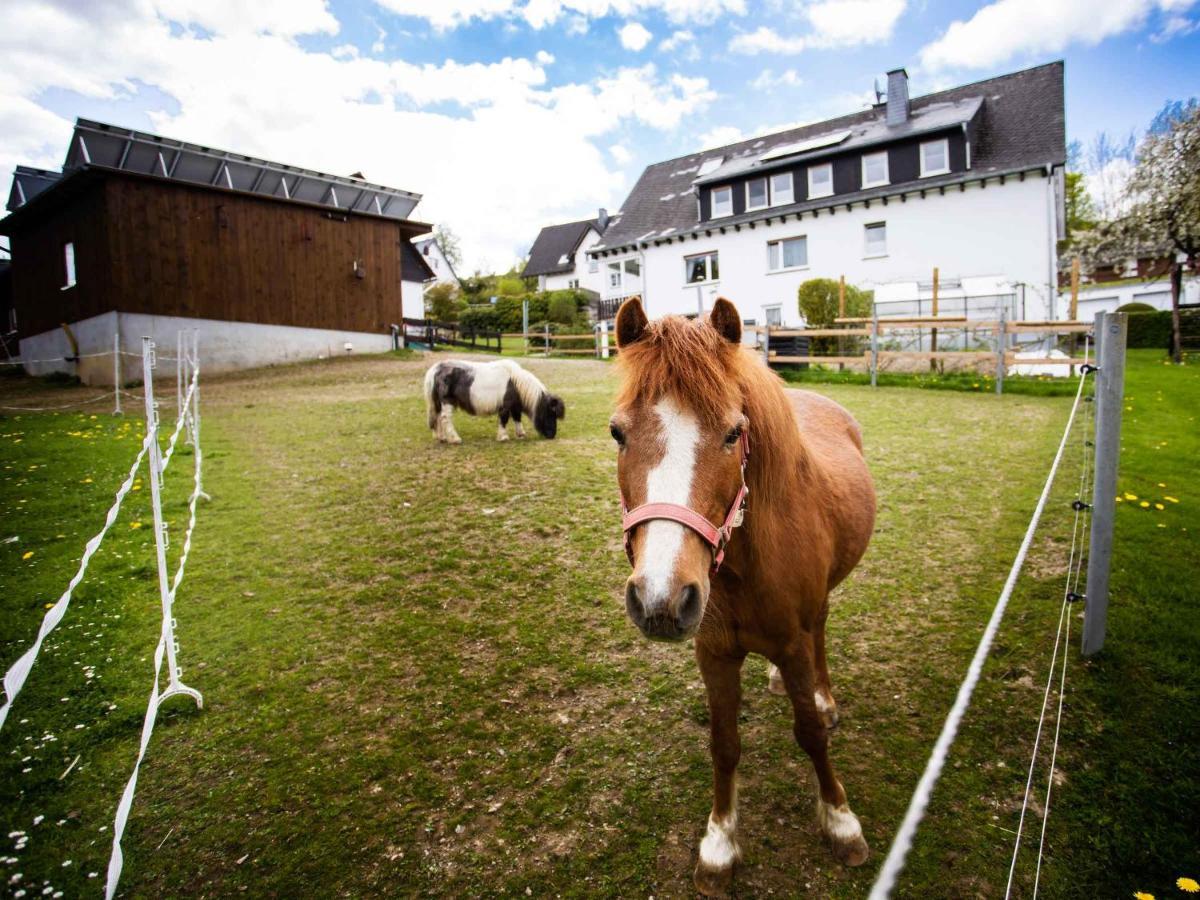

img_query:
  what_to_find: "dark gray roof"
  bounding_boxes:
[402,237,437,283]
[522,218,601,277]
[594,61,1065,254]
[7,118,422,220]
[6,167,63,212]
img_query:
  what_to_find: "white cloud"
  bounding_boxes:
[610,143,632,163]
[618,21,653,50]
[374,0,745,31]
[373,0,515,31]
[536,49,556,63]
[155,0,339,36]
[659,28,694,50]
[699,124,744,147]
[565,13,589,34]
[730,0,905,54]
[750,68,803,89]
[920,0,1192,70]
[0,1,716,270]
[1151,12,1199,40]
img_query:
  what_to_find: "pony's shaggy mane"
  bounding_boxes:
[616,315,815,516]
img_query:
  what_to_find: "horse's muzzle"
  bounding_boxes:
[625,578,704,641]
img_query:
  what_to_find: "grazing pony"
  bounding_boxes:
[423,358,565,444]
[610,297,875,896]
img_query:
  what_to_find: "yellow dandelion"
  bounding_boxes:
[132,485,142,491]
[22,551,34,560]
[1155,503,1164,510]
[1165,496,1179,504]
[44,602,54,609]
[1139,501,1150,508]
[1116,497,1124,503]
[1179,877,1199,893]
[130,522,143,529]
[82,477,93,484]
[1125,493,1138,501]
[1158,482,1166,487]
[1158,523,1167,528]
[1133,892,1154,900]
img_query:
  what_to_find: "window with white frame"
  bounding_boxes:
[764,305,782,326]
[623,258,640,279]
[711,186,733,217]
[746,177,768,211]
[568,278,579,289]
[685,251,719,284]
[767,236,808,272]
[62,242,76,289]
[770,171,794,206]
[608,260,623,289]
[920,138,950,177]
[864,222,887,257]
[862,151,889,188]
[807,163,833,198]
[588,258,599,273]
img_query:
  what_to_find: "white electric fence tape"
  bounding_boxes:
[0,433,152,731]
[868,369,1091,899]
[160,371,198,474]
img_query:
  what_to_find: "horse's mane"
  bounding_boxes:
[615,315,811,504]
[496,359,548,413]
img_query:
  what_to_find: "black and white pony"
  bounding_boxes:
[423,359,566,444]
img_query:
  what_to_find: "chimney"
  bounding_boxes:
[597,207,610,232]
[886,68,910,126]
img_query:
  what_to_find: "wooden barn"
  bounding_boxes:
[1,119,435,383]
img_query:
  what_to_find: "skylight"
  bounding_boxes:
[760,129,852,162]
[696,157,724,176]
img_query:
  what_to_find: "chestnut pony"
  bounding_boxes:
[610,297,875,895]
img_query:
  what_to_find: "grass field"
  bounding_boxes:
[1,349,1195,898]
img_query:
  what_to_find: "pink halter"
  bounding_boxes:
[621,429,750,574]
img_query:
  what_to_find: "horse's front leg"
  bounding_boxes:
[694,645,745,898]
[775,646,868,867]
[767,602,837,729]
[496,410,510,441]
[440,405,462,444]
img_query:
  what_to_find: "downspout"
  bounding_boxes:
[1045,165,1058,320]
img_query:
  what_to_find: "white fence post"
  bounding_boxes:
[141,337,203,708]
[190,330,210,502]
[870,307,879,388]
[599,320,610,359]
[1082,311,1127,656]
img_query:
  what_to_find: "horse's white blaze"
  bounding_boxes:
[699,811,740,870]
[638,398,700,605]
[817,798,863,844]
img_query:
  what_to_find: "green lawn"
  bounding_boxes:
[0,350,1195,898]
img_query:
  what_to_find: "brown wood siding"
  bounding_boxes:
[10,173,407,338]
[9,180,116,337]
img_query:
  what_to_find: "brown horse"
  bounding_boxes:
[611,296,876,895]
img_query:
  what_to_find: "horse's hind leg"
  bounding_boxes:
[512,408,527,439]
[440,405,462,444]
[775,647,868,868]
[694,646,745,898]
[811,600,839,729]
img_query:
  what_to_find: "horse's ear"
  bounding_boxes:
[616,296,649,348]
[710,297,742,344]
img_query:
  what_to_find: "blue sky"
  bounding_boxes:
[1,0,1198,269]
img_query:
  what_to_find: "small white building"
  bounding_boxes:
[521,210,610,295]
[413,235,459,288]
[589,63,1068,327]
[1061,276,1199,321]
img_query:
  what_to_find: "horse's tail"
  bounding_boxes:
[423,364,439,429]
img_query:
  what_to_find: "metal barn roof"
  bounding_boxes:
[7,118,422,221]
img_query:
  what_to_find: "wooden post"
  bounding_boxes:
[838,276,846,372]
[1083,311,1127,656]
[522,300,530,356]
[930,267,939,372]
[869,306,879,388]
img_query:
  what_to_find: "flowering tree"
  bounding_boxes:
[1083,100,1199,362]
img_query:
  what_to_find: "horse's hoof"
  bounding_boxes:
[767,665,786,696]
[693,861,735,898]
[448,437,463,445]
[831,832,870,867]
[497,434,509,442]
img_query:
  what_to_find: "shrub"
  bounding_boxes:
[1124,310,1173,349]
[547,292,579,325]
[425,282,463,323]
[497,276,525,297]
[797,278,874,354]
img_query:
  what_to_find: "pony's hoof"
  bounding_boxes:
[767,665,787,696]
[448,437,463,445]
[693,861,735,898]
[497,434,509,442]
[818,801,869,867]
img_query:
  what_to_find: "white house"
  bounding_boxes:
[521,210,610,294]
[414,235,459,288]
[589,63,1067,328]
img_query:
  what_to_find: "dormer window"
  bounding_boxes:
[746,178,768,211]
[62,242,76,289]
[770,172,794,206]
[862,151,889,188]
[807,163,833,199]
[920,139,950,177]
[711,185,733,218]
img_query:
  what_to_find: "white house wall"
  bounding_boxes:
[402,278,425,320]
[543,227,606,295]
[626,173,1058,326]
[19,311,396,386]
[1062,276,1200,320]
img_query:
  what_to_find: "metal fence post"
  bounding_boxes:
[140,337,202,708]
[870,307,879,388]
[1083,311,1127,657]
[995,307,1007,395]
[113,331,122,416]
[544,322,550,357]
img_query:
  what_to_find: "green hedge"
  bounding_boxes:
[458,289,591,334]
[1125,310,1173,349]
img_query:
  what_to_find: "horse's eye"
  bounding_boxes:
[610,424,626,446]
[725,425,743,445]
